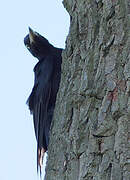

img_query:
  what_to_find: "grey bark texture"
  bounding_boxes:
[45,0,130,179]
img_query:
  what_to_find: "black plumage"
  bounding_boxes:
[24,27,62,172]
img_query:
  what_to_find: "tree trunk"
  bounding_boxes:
[45,0,130,179]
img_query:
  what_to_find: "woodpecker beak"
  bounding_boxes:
[29,27,36,44]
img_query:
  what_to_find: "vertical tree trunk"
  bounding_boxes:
[46,0,130,179]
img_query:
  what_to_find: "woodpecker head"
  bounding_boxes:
[24,27,52,60]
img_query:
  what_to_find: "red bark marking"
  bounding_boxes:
[107,87,118,101]
[111,0,116,4]
[112,87,118,101]
[107,92,113,101]
[118,80,126,92]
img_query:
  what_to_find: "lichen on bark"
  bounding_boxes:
[45,0,130,179]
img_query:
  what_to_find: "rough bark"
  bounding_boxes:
[45,0,130,179]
